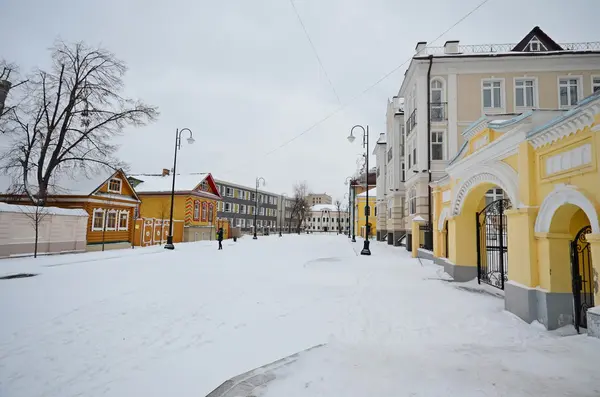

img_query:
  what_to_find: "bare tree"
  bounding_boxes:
[289,181,309,234]
[0,61,28,120]
[334,199,344,234]
[0,41,158,205]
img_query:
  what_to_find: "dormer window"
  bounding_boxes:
[527,37,546,52]
[108,178,122,193]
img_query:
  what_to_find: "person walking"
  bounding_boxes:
[217,227,224,250]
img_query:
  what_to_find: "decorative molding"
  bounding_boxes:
[472,134,489,151]
[451,162,520,216]
[438,207,450,231]
[529,105,600,149]
[544,143,592,176]
[534,184,600,234]
[442,190,451,203]
[462,118,488,140]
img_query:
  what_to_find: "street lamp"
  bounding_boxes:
[253,177,266,240]
[348,125,371,256]
[279,193,287,237]
[164,128,195,250]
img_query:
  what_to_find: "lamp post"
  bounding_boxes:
[348,125,371,255]
[253,177,266,240]
[165,128,195,250]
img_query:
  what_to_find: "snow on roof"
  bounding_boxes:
[357,187,376,197]
[132,173,208,193]
[311,204,338,212]
[0,202,88,217]
[50,166,119,196]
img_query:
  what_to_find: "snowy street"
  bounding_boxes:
[2,235,600,397]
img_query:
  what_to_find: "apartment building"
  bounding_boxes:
[277,195,295,232]
[306,193,332,205]
[214,179,279,234]
[374,97,407,244]
[395,26,600,245]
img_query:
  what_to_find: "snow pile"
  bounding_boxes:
[0,202,88,217]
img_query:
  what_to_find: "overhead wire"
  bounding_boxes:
[223,0,493,173]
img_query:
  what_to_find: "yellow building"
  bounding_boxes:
[129,171,222,245]
[428,91,600,337]
[355,187,377,239]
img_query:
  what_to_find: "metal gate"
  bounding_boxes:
[444,221,449,258]
[571,225,594,332]
[476,198,511,289]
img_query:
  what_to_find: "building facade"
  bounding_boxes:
[429,90,600,338]
[1,167,141,250]
[277,196,295,233]
[214,179,279,234]
[130,171,221,244]
[306,204,350,233]
[396,26,600,247]
[306,193,332,206]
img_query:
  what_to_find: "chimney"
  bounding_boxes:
[415,41,427,54]
[162,168,170,176]
[444,40,459,54]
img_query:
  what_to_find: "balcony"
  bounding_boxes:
[405,109,417,136]
[430,102,447,122]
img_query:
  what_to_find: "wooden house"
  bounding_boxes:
[0,168,141,251]
[129,170,222,245]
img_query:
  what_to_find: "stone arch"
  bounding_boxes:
[437,206,450,231]
[451,162,519,216]
[534,184,600,234]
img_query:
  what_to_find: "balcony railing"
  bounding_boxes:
[405,109,417,136]
[430,102,447,122]
[418,41,600,56]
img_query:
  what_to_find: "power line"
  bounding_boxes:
[289,0,342,105]
[224,0,493,173]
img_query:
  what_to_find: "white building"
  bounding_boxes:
[382,26,600,250]
[306,204,350,233]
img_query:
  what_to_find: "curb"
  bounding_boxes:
[206,344,324,397]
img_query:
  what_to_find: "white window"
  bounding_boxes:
[251,192,256,201]
[118,211,129,231]
[431,131,444,160]
[226,187,233,197]
[194,201,200,219]
[240,204,246,214]
[482,80,503,109]
[527,37,546,52]
[592,76,600,93]
[559,78,581,108]
[260,207,265,216]
[515,79,536,108]
[106,210,118,231]
[431,79,445,121]
[224,202,232,212]
[485,188,506,206]
[407,142,412,169]
[241,219,246,227]
[92,209,105,231]
[409,187,417,215]
[108,178,122,193]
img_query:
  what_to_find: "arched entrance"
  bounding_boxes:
[571,225,594,332]
[476,197,511,289]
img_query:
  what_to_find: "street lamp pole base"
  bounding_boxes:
[164,236,175,250]
[360,240,371,255]
[279,232,282,237]
[351,235,356,242]
[253,233,258,240]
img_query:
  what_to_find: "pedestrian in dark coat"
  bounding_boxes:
[217,228,224,250]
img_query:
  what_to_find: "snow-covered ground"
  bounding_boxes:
[1,235,599,397]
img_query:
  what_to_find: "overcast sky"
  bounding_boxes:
[2,0,597,200]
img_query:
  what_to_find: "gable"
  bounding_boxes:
[193,174,222,198]
[512,26,563,52]
[96,170,140,201]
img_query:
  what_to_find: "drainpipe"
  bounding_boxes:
[426,55,433,248]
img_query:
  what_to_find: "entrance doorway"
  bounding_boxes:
[571,225,594,332]
[476,198,511,289]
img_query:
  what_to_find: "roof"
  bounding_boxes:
[357,187,376,197]
[311,204,338,212]
[213,178,280,197]
[511,26,563,52]
[132,173,208,193]
[0,202,88,217]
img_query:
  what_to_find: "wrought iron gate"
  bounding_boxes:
[444,221,449,258]
[476,198,511,289]
[571,225,594,332]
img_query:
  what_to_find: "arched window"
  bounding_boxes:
[409,187,417,215]
[431,79,445,121]
[201,202,207,221]
[208,203,214,222]
[193,201,200,220]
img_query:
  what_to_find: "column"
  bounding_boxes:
[505,208,538,288]
[585,233,600,338]
[446,213,478,281]
[411,219,420,258]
